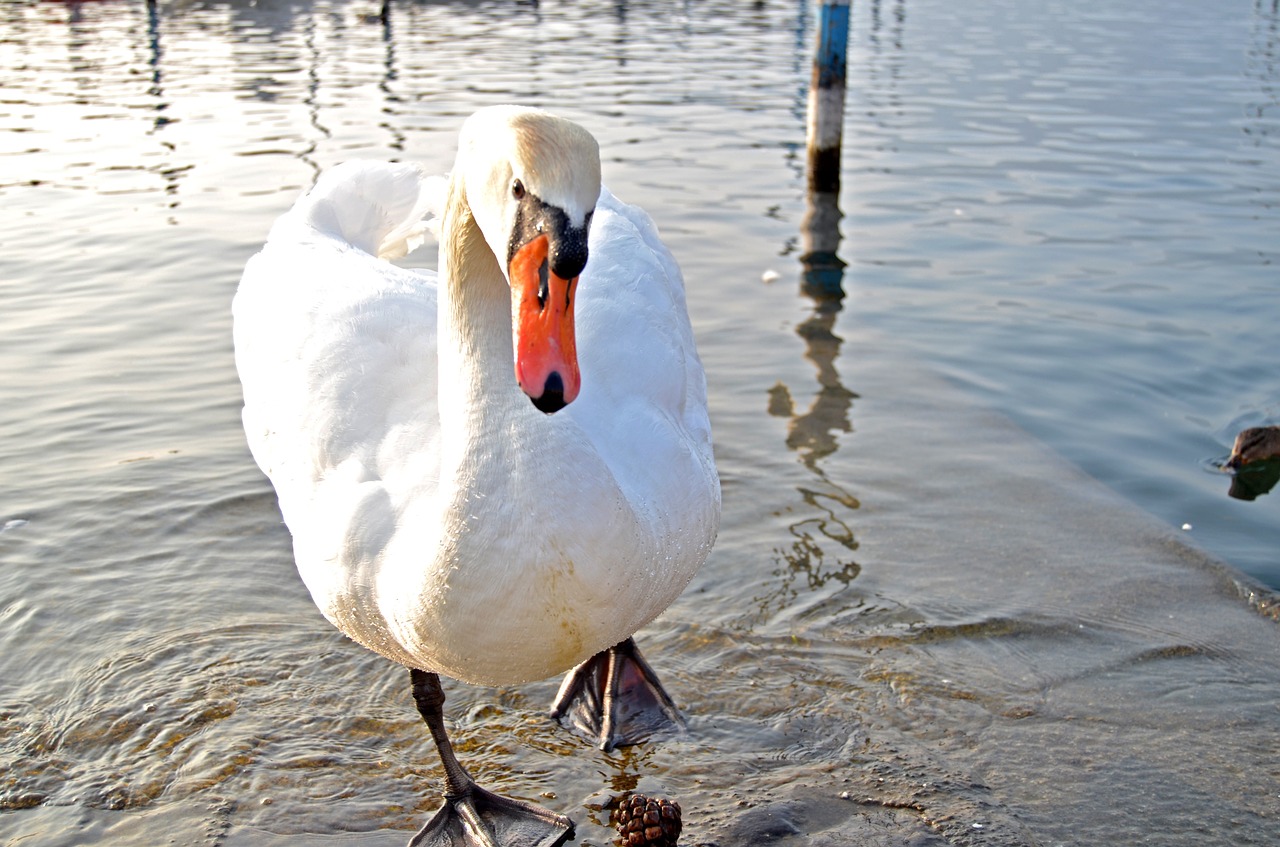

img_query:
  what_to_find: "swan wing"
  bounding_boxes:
[569,186,721,575]
[233,161,443,650]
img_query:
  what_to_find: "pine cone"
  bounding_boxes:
[613,793,682,847]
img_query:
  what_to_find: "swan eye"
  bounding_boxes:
[511,179,525,200]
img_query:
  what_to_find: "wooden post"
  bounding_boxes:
[801,0,851,300]
[806,0,851,195]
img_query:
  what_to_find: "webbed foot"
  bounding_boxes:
[549,637,685,751]
[407,782,574,847]
[408,668,575,847]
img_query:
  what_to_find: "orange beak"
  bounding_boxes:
[509,233,581,414]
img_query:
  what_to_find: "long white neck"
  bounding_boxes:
[436,174,527,472]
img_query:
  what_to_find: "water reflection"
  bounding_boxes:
[1244,0,1278,209]
[31,0,188,211]
[145,1,164,106]
[1247,0,1278,118]
[859,0,907,170]
[868,0,906,52]
[1228,462,1280,500]
[766,296,854,473]
[377,1,405,151]
[763,276,862,616]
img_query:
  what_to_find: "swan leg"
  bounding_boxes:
[407,669,575,847]
[549,637,686,752]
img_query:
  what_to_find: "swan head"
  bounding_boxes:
[458,106,602,414]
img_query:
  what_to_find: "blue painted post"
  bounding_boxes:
[801,0,851,300]
[807,0,851,194]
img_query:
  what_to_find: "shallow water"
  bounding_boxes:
[2,0,1278,845]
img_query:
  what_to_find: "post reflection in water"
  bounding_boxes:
[762,210,862,616]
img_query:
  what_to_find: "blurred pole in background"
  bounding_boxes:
[807,0,849,194]
[801,0,850,300]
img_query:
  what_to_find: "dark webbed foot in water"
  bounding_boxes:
[549,637,686,752]
[407,782,573,847]
[408,669,574,847]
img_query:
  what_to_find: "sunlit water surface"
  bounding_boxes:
[2,1,1278,845]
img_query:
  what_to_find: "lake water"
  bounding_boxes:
[2,0,1278,845]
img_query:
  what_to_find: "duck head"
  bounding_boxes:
[459,106,602,414]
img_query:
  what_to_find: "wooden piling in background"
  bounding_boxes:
[801,0,852,299]
[806,0,851,195]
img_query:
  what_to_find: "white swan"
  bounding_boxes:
[232,106,720,847]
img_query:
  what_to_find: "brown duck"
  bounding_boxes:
[1227,425,1280,469]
